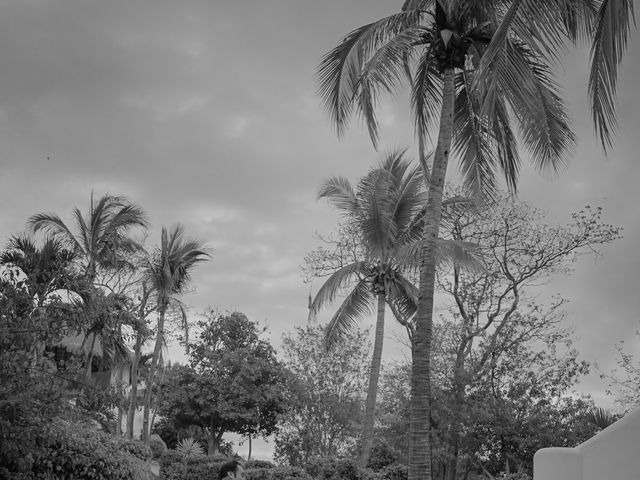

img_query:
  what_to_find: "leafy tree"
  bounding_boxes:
[309,151,424,465]
[141,224,210,441]
[601,331,640,412]
[434,194,620,479]
[317,2,634,478]
[274,325,370,466]
[156,311,288,455]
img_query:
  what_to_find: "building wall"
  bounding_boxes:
[534,407,640,480]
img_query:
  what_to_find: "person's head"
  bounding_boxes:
[219,461,244,480]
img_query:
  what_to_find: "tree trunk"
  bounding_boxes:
[208,424,223,456]
[142,301,166,442]
[247,436,253,461]
[409,67,456,480]
[360,292,386,468]
[126,331,143,438]
[85,332,97,381]
[445,384,465,480]
[115,363,124,435]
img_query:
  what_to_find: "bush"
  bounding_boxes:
[245,460,277,480]
[497,474,532,480]
[0,417,153,480]
[303,457,363,480]
[149,433,168,458]
[118,437,153,461]
[379,464,407,480]
[159,450,229,480]
[176,437,206,459]
[367,443,401,471]
[246,459,276,469]
[270,466,313,480]
[246,468,272,480]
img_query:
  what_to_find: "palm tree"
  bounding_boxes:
[0,234,77,307]
[141,224,211,442]
[27,193,149,380]
[309,150,424,466]
[0,234,78,367]
[316,2,634,479]
[27,192,149,282]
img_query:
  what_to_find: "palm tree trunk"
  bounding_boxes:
[410,67,456,480]
[126,330,143,438]
[142,302,166,442]
[85,332,97,382]
[116,363,124,435]
[360,292,386,468]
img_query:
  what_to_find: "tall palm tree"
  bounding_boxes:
[141,224,211,442]
[27,193,149,380]
[27,192,149,282]
[309,150,424,466]
[316,1,634,479]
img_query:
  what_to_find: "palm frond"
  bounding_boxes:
[323,279,375,350]
[453,71,498,200]
[356,26,428,147]
[358,167,398,255]
[412,48,442,145]
[387,273,419,323]
[308,261,369,321]
[318,177,359,213]
[27,213,82,252]
[589,0,635,150]
[436,238,485,271]
[316,10,422,138]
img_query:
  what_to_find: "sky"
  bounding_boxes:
[0,0,639,459]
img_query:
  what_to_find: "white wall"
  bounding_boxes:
[534,407,640,480]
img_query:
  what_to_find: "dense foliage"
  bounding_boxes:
[274,325,370,465]
[156,310,289,455]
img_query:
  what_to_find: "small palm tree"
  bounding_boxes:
[0,234,79,368]
[309,150,424,466]
[176,437,206,459]
[0,234,77,306]
[141,224,211,442]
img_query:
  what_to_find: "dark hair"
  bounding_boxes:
[219,460,242,480]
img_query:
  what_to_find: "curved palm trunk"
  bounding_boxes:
[142,301,166,442]
[410,67,455,480]
[360,292,386,467]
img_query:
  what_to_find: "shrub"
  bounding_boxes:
[379,464,407,480]
[149,433,168,458]
[118,437,153,461]
[270,466,313,480]
[304,457,336,480]
[0,418,153,480]
[176,437,206,459]
[367,443,401,471]
[159,450,230,480]
[246,459,276,469]
[303,457,363,480]
[496,474,532,480]
[246,468,272,480]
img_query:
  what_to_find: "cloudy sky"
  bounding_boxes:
[1,0,639,457]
